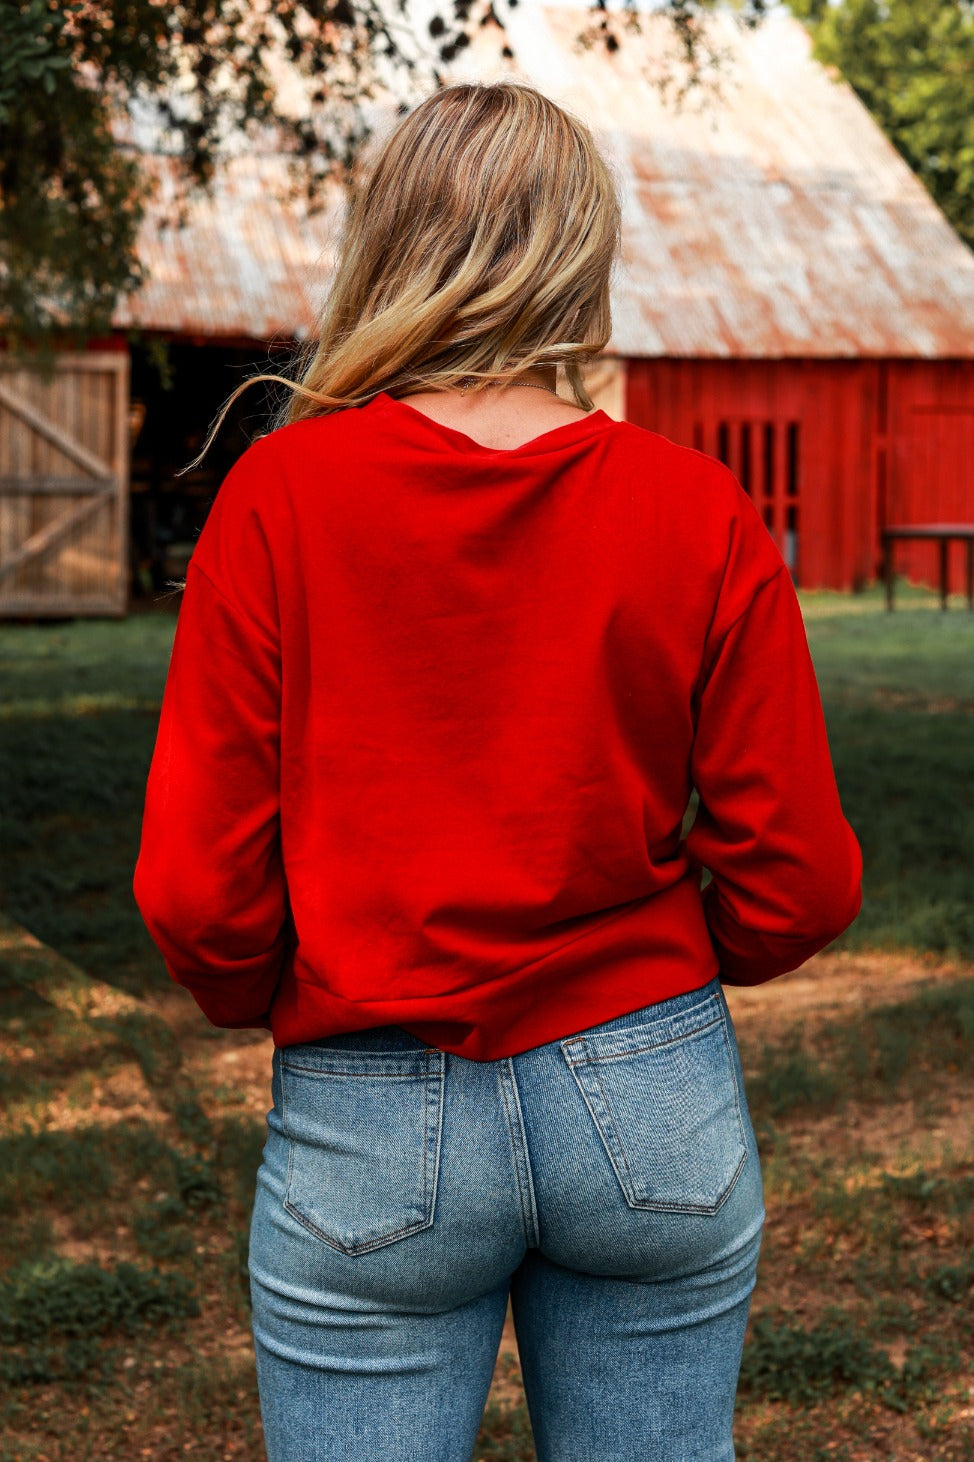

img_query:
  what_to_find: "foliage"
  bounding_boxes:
[476,1396,538,1458]
[787,0,974,250]
[739,1308,959,1413]
[0,1257,199,1384]
[0,0,770,353]
[0,0,72,120]
[0,1258,199,1345]
[739,1309,899,1404]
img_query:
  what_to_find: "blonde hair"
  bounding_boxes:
[182,80,622,472]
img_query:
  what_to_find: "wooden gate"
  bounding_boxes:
[0,351,130,617]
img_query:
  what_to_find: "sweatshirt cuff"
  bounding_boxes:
[147,918,291,1030]
[705,880,863,985]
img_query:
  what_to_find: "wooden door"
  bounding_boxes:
[0,351,130,617]
[885,361,974,594]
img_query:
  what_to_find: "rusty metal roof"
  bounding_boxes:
[113,3,974,357]
[111,148,341,343]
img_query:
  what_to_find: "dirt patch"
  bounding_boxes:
[4,932,972,1460]
[723,948,971,1047]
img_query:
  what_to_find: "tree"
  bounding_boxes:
[0,0,769,355]
[787,0,974,251]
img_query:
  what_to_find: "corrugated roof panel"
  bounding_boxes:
[112,3,974,357]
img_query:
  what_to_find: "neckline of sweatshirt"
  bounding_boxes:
[370,389,614,459]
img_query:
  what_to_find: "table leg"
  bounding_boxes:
[884,534,894,611]
[939,538,948,611]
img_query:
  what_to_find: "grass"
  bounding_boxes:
[0,613,175,1000]
[2,585,973,1001]
[1,941,971,1457]
[0,584,972,1458]
[799,585,974,962]
[746,971,974,1119]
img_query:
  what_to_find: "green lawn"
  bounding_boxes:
[1,586,973,1460]
[1,585,972,997]
[801,587,974,959]
[0,611,178,999]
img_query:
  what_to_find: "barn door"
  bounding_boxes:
[0,351,130,617]
[885,361,974,595]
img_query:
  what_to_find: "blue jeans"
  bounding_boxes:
[248,975,765,1460]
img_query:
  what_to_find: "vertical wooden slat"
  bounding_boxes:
[77,366,91,597]
[747,412,764,528]
[28,364,42,595]
[114,353,130,612]
[12,370,27,597]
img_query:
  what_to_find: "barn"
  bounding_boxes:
[3,2,974,615]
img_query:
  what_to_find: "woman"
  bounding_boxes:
[134,80,862,1461]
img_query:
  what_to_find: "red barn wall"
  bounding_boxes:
[625,358,974,593]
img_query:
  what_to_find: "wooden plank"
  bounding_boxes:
[749,415,769,537]
[74,368,90,596]
[0,488,113,584]
[0,475,105,494]
[1,383,32,583]
[772,413,791,577]
[704,362,716,454]
[800,364,828,587]
[0,380,113,480]
[74,366,90,597]
[0,596,124,616]
[114,351,131,612]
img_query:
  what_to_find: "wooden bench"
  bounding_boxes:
[882,524,974,611]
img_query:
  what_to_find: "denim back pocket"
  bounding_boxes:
[279,1044,445,1256]
[560,991,748,1215]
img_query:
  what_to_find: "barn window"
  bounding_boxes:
[700,418,802,582]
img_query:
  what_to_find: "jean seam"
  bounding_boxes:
[585,1053,639,1199]
[564,1013,724,1067]
[497,1058,539,1249]
[422,1049,445,1237]
[281,1064,430,1077]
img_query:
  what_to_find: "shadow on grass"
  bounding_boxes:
[1,593,974,1005]
[747,973,974,1121]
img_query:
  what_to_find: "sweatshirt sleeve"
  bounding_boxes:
[684,509,863,986]
[132,443,292,1028]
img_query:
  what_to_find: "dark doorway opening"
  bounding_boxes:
[128,337,292,603]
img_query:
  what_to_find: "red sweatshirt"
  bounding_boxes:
[133,390,862,1060]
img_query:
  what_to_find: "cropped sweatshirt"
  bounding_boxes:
[133,390,863,1060]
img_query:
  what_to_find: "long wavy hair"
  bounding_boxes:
[182,79,623,471]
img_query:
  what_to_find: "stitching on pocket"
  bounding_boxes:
[562,1006,749,1216]
[280,1048,445,1255]
[563,1013,724,1068]
[560,991,722,1064]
